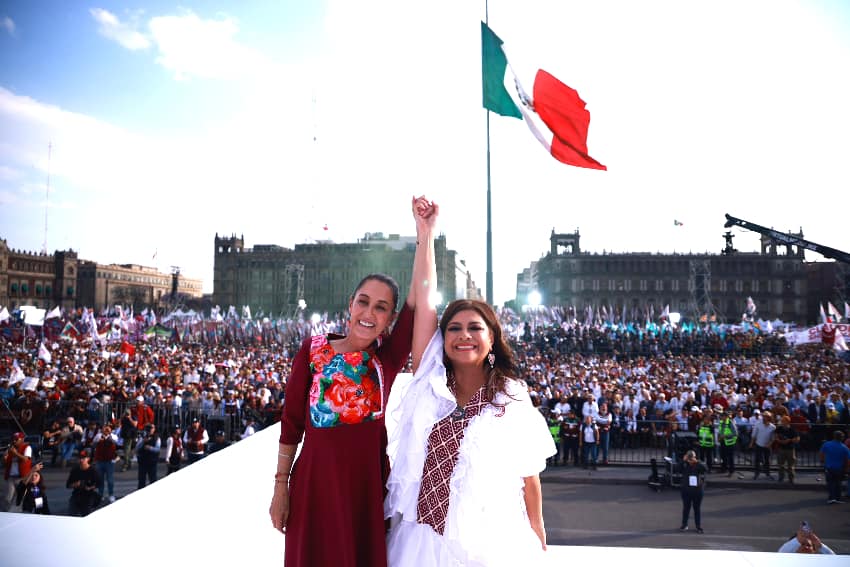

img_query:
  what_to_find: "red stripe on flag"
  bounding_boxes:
[532,70,606,170]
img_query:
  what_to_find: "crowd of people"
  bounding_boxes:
[1,302,849,501]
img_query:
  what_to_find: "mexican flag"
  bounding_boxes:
[481,21,606,171]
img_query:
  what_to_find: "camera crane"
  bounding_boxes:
[724,213,850,264]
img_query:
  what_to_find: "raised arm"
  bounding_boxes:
[407,195,439,372]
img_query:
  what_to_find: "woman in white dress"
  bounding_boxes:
[385,241,556,566]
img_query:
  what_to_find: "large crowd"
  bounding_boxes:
[1,314,848,450]
[0,308,849,523]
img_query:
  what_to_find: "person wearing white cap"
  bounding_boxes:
[749,411,776,480]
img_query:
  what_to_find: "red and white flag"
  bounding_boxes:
[511,68,607,170]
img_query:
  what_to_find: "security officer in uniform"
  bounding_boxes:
[547,410,562,466]
[697,411,715,473]
[718,409,738,477]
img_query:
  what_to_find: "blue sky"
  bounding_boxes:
[1,0,849,306]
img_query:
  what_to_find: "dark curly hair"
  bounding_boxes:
[439,299,518,404]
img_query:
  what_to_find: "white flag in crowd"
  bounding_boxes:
[45,306,61,320]
[38,341,52,363]
[0,306,9,323]
[8,361,25,386]
[827,302,843,323]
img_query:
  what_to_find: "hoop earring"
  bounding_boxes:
[487,351,495,369]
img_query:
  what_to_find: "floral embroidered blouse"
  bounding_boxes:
[308,334,386,428]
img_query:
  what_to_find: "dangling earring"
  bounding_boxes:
[487,351,495,369]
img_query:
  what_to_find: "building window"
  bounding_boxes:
[66,286,74,297]
[21,283,29,295]
[35,285,42,296]
[10,283,17,295]
[45,286,52,296]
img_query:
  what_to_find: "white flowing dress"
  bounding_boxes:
[384,331,557,566]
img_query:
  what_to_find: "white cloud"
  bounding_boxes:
[90,8,151,50]
[1,16,14,37]
[148,11,275,81]
[0,85,320,283]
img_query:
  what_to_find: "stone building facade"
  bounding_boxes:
[0,239,79,310]
[521,230,813,324]
[76,262,203,311]
[212,232,459,316]
[0,238,202,312]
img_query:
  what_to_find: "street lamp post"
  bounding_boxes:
[527,290,542,334]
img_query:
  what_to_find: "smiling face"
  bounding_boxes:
[442,309,493,369]
[348,278,396,347]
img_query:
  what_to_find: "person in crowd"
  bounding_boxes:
[553,393,571,416]
[733,407,751,450]
[595,402,613,465]
[635,405,653,447]
[59,416,84,466]
[15,461,50,514]
[92,423,118,503]
[66,449,100,516]
[240,415,257,440]
[580,413,600,470]
[165,424,184,475]
[119,408,137,471]
[207,430,230,454]
[385,291,555,565]
[697,410,715,473]
[136,422,160,489]
[269,196,433,566]
[130,396,155,432]
[670,450,707,534]
[749,410,776,480]
[778,522,835,554]
[623,407,638,449]
[41,419,63,466]
[845,432,850,499]
[183,417,209,463]
[2,431,33,511]
[774,415,800,485]
[717,409,738,477]
[581,390,599,420]
[82,420,99,456]
[547,410,562,466]
[819,430,850,504]
[559,408,581,466]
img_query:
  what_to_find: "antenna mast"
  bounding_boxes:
[43,141,52,254]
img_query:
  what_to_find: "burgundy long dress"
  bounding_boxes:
[279,305,413,567]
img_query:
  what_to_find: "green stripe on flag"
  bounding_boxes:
[481,22,521,119]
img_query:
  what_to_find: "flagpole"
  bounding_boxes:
[485,0,494,306]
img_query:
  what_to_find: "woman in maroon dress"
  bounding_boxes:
[269,196,439,566]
